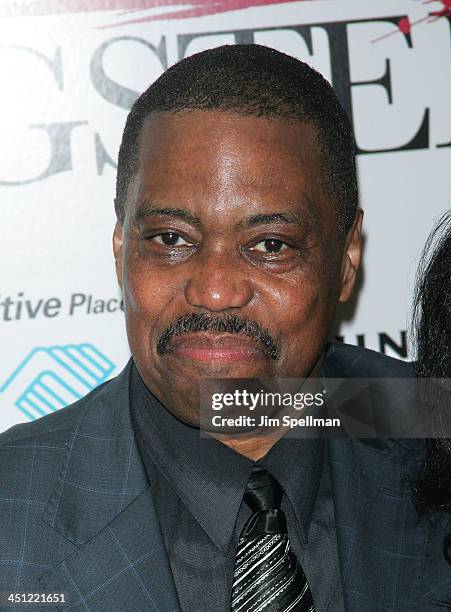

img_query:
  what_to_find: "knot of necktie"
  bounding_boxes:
[241,467,287,540]
[244,467,283,511]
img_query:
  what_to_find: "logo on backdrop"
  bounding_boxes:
[1,0,450,188]
[0,344,115,421]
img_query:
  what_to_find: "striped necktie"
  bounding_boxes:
[230,467,315,612]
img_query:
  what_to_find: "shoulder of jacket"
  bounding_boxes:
[325,341,414,378]
[0,375,115,447]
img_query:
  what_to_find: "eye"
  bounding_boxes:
[152,232,191,246]
[250,239,289,253]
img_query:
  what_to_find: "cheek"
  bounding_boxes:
[254,235,343,332]
[261,275,325,328]
[258,265,340,353]
[121,243,180,323]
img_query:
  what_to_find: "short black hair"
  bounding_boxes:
[115,44,358,234]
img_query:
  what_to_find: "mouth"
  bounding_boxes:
[167,332,265,363]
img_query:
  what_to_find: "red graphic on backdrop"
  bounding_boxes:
[397,16,412,34]
[426,0,451,18]
[372,1,451,42]
[2,0,449,30]
[0,0,309,26]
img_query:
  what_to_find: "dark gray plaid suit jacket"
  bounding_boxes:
[0,343,450,611]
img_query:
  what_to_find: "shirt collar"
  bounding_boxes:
[129,362,324,554]
[259,436,324,542]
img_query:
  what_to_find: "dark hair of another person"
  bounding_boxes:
[412,211,451,517]
[115,44,358,236]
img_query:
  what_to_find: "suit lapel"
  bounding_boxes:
[323,345,429,611]
[38,488,180,611]
[328,438,429,611]
[37,361,181,611]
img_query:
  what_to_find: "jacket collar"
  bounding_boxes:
[41,360,147,545]
[322,342,421,454]
[37,360,181,610]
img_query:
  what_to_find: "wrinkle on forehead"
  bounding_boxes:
[126,110,331,235]
[137,110,319,174]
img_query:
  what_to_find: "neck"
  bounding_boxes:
[210,357,324,461]
[212,431,287,461]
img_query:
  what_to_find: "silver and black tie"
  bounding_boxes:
[230,467,315,612]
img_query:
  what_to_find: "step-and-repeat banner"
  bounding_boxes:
[0,0,450,431]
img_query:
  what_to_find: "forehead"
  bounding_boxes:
[130,110,330,228]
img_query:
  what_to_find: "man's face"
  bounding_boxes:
[114,110,361,423]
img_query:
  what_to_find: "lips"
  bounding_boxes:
[168,332,264,362]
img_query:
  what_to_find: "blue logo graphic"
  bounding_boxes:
[0,344,115,420]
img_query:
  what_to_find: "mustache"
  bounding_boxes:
[156,312,280,359]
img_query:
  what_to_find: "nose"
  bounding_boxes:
[184,249,254,312]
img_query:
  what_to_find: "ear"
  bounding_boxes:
[339,209,363,303]
[113,218,124,289]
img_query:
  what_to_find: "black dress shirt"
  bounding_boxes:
[129,363,344,612]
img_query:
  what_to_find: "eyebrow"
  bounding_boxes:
[133,205,202,227]
[134,203,306,229]
[239,212,304,228]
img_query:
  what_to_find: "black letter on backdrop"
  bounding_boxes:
[178,17,430,154]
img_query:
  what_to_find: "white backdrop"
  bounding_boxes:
[0,0,450,431]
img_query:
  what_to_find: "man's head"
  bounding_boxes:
[113,44,363,424]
